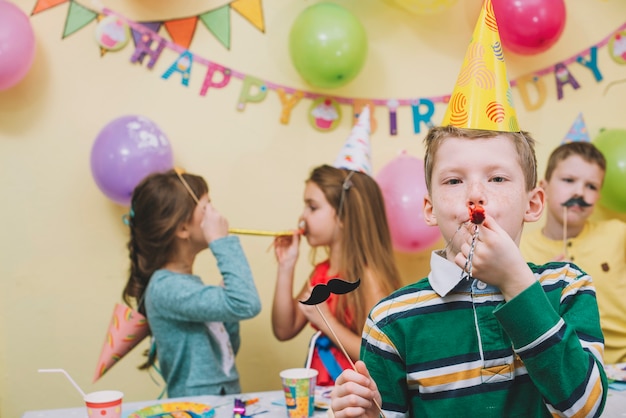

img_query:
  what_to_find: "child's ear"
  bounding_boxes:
[175,222,191,240]
[524,186,545,223]
[423,194,438,226]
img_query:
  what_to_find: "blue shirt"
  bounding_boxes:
[146,236,262,397]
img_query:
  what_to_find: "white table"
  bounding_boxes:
[22,390,330,418]
[22,388,626,417]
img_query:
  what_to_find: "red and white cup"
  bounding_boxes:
[84,390,123,418]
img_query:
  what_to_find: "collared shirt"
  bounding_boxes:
[361,251,607,417]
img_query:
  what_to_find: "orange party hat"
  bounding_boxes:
[93,303,149,382]
[441,0,519,132]
[333,105,372,174]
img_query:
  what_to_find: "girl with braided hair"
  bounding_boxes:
[122,169,261,397]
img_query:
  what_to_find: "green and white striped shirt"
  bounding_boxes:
[361,251,607,417]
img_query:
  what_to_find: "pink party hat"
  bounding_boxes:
[441,0,519,132]
[333,106,372,174]
[93,303,149,382]
[562,113,591,143]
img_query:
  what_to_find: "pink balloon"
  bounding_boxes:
[0,0,36,91]
[492,0,566,56]
[376,153,441,253]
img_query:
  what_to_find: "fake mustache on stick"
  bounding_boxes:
[299,278,361,305]
[562,196,591,207]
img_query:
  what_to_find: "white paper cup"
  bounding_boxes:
[280,368,318,418]
[84,390,123,418]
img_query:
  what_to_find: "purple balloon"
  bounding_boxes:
[91,115,174,206]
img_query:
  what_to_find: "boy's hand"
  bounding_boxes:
[201,203,229,243]
[456,214,535,300]
[331,361,382,418]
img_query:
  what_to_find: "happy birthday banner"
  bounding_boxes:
[33,2,626,135]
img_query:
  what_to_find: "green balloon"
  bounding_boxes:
[289,2,368,89]
[594,128,626,213]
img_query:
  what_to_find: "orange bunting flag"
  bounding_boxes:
[31,0,68,15]
[164,16,199,50]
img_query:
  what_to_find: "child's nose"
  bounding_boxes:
[466,183,486,207]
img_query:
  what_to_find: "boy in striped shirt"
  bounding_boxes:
[330,126,607,417]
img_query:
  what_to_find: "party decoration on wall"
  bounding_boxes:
[333,106,372,174]
[383,0,458,15]
[376,152,441,253]
[562,113,591,143]
[31,4,626,135]
[289,2,368,89]
[93,303,149,382]
[95,15,131,51]
[608,29,626,65]
[30,0,265,50]
[309,97,342,132]
[492,0,566,56]
[593,128,626,213]
[0,0,36,91]
[90,115,174,206]
[442,0,519,132]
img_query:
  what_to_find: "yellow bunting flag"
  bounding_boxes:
[231,0,265,33]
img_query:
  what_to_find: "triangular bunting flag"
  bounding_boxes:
[131,22,163,47]
[562,113,591,143]
[63,1,98,38]
[31,0,68,15]
[199,5,231,50]
[164,16,198,50]
[231,0,265,33]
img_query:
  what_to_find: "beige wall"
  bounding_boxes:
[2,0,625,416]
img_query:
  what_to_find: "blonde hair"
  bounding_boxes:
[307,165,402,334]
[423,126,538,192]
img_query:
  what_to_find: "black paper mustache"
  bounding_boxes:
[562,196,591,208]
[299,278,361,305]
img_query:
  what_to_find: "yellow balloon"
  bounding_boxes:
[384,0,458,15]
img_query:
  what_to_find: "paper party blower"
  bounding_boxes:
[333,106,372,174]
[562,113,591,143]
[441,0,519,132]
[93,303,149,382]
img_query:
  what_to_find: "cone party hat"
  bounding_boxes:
[562,113,591,143]
[93,303,149,382]
[333,106,372,174]
[441,0,519,132]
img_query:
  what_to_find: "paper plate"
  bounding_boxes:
[315,386,333,410]
[605,363,626,382]
[127,401,215,417]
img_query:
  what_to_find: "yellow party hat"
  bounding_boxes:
[441,0,519,132]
